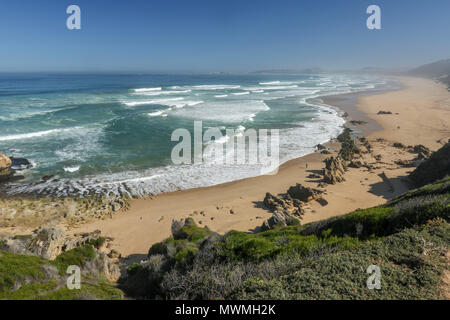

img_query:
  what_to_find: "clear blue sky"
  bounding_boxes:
[1,0,449,72]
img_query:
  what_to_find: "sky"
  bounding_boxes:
[0,0,449,72]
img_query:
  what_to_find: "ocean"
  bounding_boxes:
[0,73,388,198]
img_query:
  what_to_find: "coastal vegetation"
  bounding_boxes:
[120,175,450,299]
[0,245,123,300]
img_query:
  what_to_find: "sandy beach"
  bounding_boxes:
[58,76,449,258]
[0,76,445,258]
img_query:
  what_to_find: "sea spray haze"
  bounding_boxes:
[0,73,389,198]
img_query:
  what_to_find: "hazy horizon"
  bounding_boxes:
[1,0,449,73]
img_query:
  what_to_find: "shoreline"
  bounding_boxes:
[2,76,450,259]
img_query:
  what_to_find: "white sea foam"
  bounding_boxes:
[214,94,228,98]
[171,100,204,109]
[232,91,250,96]
[64,166,80,173]
[134,90,191,96]
[0,127,82,141]
[259,81,281,85]
[186,101,204,106]
[147,110,165,117]
[171,100,270,123]
[123,97,184,107]
[261,85,298,90]
[133,87,162,92]
[192,85,241,90]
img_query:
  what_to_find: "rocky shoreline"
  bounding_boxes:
[255,124,441,233]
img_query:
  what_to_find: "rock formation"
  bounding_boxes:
[0,152,12,182]
[1,227,107,260]
[323,156,346,184]
[412,144,432,159]
[261,210,299,231]
[0,227,120,281]
[287,183,324,202]
[0,153,32,183]
[263,192,303,216]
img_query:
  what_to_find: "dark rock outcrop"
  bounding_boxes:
[377,110,393,115]
[0,154,32,183]
[348,160,365,168]
[261,210,300,231]
[316,144,326,150]
[393,142,405,149]
[10,157,33,170]
[337,128,360,161]
[395,159,415,168]
[411,144,432,159]
[409,142,450,187]
[263,193,303,216]
[287,184,324,202]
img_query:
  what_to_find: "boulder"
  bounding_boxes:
[263,192,287,212]
[261,210,300,231]
[0,152,12,170]
[0,152,13,182]
[316,144,326,150]
[263,193,304,216]
[337,128,360,161]
[287,184,324,202]
[10,157,32,170]
[27,227,67,260]
[323,156,346,184]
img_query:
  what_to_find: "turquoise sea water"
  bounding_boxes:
[0,73,388,197]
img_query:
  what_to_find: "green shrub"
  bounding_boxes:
[177,225,212,242]
[127,262,143,276]
[175,247,198,265]
[149,241,169,256]
[51,245,96,274]
[218,228,361,262]
[0,250,47,294]
[12,234,33,240]
[88,237,106,249]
